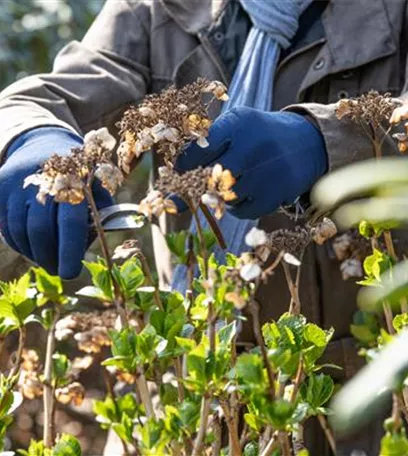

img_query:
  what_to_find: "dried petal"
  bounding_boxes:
[311,217,338,245]
[283,252,301,267]
[84,127,116,152]
[245,227,268,248]
[340,258,363,280]
[240,263,262,282]
[95,163,124,195]
[225,291,247,310]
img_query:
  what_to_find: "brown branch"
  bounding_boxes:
[8,326,26,382]
[220,399,242,456]
[199,202,226,250]
[318,415,336,454]
[43,309,60,448]
[138,253,164,311]
[84,183,127,327]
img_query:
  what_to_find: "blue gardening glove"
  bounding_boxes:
[176,107,328,219]
[0,127,113,279]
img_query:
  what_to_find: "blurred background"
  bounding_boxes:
[0,1,152,453]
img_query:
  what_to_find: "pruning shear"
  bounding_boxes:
[98,203,146,231]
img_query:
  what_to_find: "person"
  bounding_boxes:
[0,0,404,453]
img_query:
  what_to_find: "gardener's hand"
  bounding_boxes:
[176,107,327,219]
[0,127,113,279]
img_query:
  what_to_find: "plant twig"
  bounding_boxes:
[138,253,164,311]
[318,415,336,454]
[192,394,211,456]
[282,262,301,315]
[84,184,127,327]
[249,300,275,401]
[43,309,60,448]
[290,357,304,403]
[199,202,226,250]
[136,369,155,420]
[279,431,292,456]
[260,432,279,456]
[8,326,26,382]
[220,399,242,456]
[212,414,222,456]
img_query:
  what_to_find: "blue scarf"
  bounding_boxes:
[172,0,313,292]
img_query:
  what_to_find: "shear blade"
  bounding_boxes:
[98,204,145,232]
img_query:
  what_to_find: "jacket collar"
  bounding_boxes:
[159,0,228,34]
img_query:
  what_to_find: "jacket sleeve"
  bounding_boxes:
[0,0,151,159]
[283,102,399,173]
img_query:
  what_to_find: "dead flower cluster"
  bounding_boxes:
[18,349,43,400]
[117,79,228,170]
[138,164,237,219]
[55,310,118,353]
[330,230,372,280]
[336,90,400,128]
[24,127,123,205]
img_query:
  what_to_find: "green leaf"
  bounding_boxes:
[300,374,334,413]
[358,260,408,312]
[236,353,264,385]
[82,261,113,302]
[52,353,69,380]
[218,321,236,347]
[165,231,188,264]
[244,413,261,432]
[264,399,295,429]
[52,434,81,456]
[243,442,259,456]
[32,268,63,303]
[93,396,119,424]
[116,259,145,299]
[380,431,408,456]
[303,324,328,348]
[159,383,179,406]
[112,413,134,444]
[393,314,408,333]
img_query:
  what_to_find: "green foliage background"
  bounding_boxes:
[0,0,104,89]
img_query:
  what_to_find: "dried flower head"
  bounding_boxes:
[245,227,268,248]
[55,310,117,353]
[340,258,363,280]
[24,127,123,204]
[55,382,85,406]
[18,349,42,400]
[311,217,338,245]
[266,227,311,259]
[112,239,140,260]
[335,91,399,128]
[390,103,408,125]
[137,190,177,220]
[118,79,228,167]
[147,164,237,219]
[94,163,124,196]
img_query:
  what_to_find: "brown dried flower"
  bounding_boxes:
[335,91,399,128]
[340,258,363,280]
[24,127,123,204]
[137,190,178,220]
[118,79,228,167]
[112,239,140,261]
[311,217,338,245]
[55,310,117,353]
[55,382,85,406]
[18,349,43,400]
